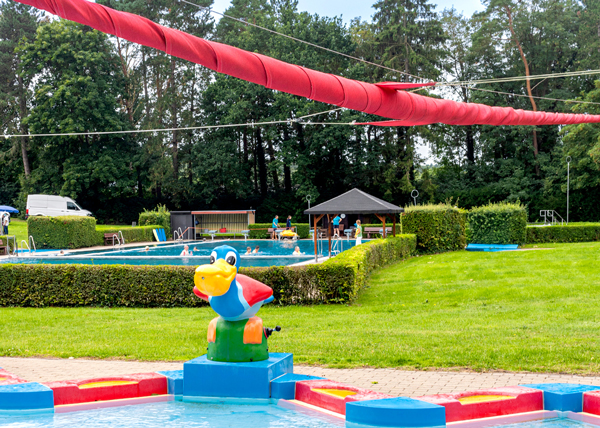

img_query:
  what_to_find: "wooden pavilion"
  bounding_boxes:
[304,188,404,259]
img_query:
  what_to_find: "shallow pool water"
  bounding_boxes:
[0,401,344,428]
[1,239,366,267]
[492,418,600,428]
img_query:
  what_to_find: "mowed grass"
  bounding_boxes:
[1,242,600,373]
[2,219,27,244]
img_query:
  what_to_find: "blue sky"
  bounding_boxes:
[211,0,484,22]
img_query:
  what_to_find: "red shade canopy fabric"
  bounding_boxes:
[13,0,600,127]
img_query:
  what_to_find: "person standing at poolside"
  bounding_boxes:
[332,214,341,238]
[271,215,279,240]
[2,214,9,236]
[355,220,362,246]
[286,215,292,230]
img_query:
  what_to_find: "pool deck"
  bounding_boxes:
[1,357,599,397]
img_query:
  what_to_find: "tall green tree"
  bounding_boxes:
[18,20,137,220]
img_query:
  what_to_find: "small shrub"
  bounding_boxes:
[402,204,467,253]
[138,205,171,238]
[527,222,600,243]
[28,216,98,249]
[249,223,310,239]
[0,235,416,307]
[468,202,528,245]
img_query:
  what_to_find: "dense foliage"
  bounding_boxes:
[2,0,600,224]
[527,222,600,243]
[28,216,98,249]
[467,202,528,244]
[0,234,416,307]
[402,204,467,253]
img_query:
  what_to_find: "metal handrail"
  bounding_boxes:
[540,210,565,226]
[111,234,120,247]
[118,231,125,245]
[29,235,36,253]
[20,240,31,254]
[5,235,17,256]
[173,230,180,241]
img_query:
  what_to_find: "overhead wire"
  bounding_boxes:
[438,69,600,87]
[178,0,429,83]
[0,108,347,139]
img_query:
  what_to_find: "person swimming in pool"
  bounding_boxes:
[180,245,193,256]
[292,246,303,255]
[245,247,252,254]
[253,245,260,254]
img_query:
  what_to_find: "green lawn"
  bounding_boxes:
[1,219,27,245]
[1,242,600,373]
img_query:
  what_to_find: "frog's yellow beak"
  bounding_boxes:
[194,259,237,297]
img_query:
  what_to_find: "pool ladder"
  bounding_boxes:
[19,236,37,255]
[110,231,125,247]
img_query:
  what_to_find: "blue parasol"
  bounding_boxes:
[0,206,19,214]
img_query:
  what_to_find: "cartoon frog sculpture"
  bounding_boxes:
[193,245,280,362]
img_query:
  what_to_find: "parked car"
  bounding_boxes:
[26,195,92,218]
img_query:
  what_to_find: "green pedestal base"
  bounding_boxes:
[207,317,268,363]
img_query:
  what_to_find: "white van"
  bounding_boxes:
[26,195,92,218]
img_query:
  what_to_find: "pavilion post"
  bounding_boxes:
[313,214,324,262]
[392,215,396,237]
[375,214,387,239]
[327,214,332,256]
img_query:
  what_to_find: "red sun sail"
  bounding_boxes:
[13,0,600,126]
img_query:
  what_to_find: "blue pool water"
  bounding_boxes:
[0,401,344,427]
[0,239,366,268]
[0,405,598,428]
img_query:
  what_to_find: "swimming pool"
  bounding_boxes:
[0,239,366,268]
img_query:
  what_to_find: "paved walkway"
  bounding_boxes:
[2,357,599,397]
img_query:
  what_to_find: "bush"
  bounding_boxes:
[0,235,416,307]
[95,225,157,245]
[402,204,467,253]
[28,216,98,249]
[526,222,600,243]
[467,202,528,245]
[138,205,170,238]
[249,223,310,239]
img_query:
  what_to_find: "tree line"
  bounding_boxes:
[1,0,600,224]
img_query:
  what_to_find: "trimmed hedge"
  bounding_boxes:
[249,223,310,239]
[28,216,98,249]
[402,204,467,253]
[95,225,157,245]
[467,202,527,245]
[526,222,600,243]
[138,205,170,238]
[0,235,416,307]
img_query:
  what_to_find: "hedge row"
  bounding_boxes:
[467,202,528,245]
[0,235,16,252]
[95,225,157,245]
[526,222,600,243]
[28,216,98,249]
[402,204,467,253]
[249,223,310,239]
[0,235,417,307]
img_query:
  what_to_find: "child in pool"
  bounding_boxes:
[253,246,260,254]
[292,246,303,255]
[245,247,252,254]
